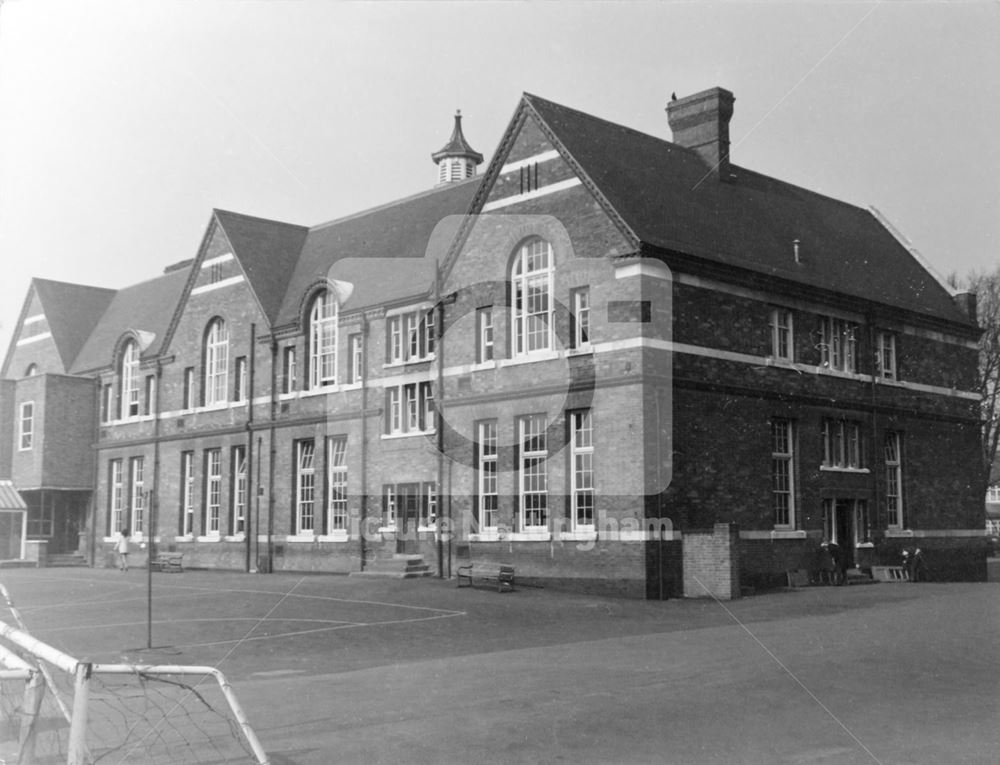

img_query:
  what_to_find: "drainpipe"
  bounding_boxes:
[88,378,101,566]
[359,314,368,572]
[244,323,256,573]
[267,339,278,572]
[436,284,447,579]
[867,316,882,567]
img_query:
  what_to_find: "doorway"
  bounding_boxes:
[822,498,870,567]
[395,483,421,554]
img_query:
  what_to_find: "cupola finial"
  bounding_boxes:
[432,110,484,185]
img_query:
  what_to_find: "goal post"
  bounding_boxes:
[0,619,269,764]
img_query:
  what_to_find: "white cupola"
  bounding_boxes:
[431,110,484,185]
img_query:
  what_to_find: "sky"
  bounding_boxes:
[1,1,998,357]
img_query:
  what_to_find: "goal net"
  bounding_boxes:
[0,620,268,764]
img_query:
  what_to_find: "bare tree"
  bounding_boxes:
[965,268,1000,489]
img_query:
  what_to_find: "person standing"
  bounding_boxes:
[117,528,130,572]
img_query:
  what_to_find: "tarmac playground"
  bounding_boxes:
[0,567,996,764]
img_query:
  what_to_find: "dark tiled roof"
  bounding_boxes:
[213,210,310,324]
[71,268,191,373]
[32,278,116,370]
[275,178,480,326]
[524,94,968,325]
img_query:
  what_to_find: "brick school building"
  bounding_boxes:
[0,88,986,597]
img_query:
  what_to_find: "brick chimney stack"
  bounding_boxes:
[667,87,735,179]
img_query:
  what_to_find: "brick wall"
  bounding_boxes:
[683,523,740,599]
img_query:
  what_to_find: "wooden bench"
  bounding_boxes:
[457,563,515,593]
[151,553,184,573]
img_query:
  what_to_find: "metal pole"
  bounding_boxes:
[146,489,153,649]
[66,663,91,765]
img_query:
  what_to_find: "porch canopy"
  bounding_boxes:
[0,480,28,561]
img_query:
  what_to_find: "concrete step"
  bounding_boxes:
[46,554,88,568]
[350,554,433,579]
[845,568,875,585]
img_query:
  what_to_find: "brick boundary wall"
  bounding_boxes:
[682,523,740,599]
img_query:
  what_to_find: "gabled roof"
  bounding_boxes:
[70,267,191,373]
[31,279,117,370]
[213,210,310,325]
[521,94,969,326]
[274,177,480,327]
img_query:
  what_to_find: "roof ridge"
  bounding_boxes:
[308,176,481,233]
[524,92,690,156]
[526,94,890,218]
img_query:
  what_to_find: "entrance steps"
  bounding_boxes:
[350,554,433,579]
[45,553,88,568]
[845,567,875,585]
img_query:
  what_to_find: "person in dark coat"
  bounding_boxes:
[826,541,845,585]
[911,548,927,582]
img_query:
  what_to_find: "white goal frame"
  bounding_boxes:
[0,620,269,764]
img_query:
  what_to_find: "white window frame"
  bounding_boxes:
[885,432,903,529]
[102,383,113,423]
[234,357,247,402]
[770,308,793,361]
[478,421,498,530]
[18,401,33,451]
[233,445,247,535]
[822,419,864,469]
[771,418,795,529]
[183,367,195,410]
[206,448,222,535]
[282,346,296,394]
[120,340,140,418]
[348,333,363,384]
[143,375,156,417]
[296,440,315,535]
[181,451,195,536]
[571,287,591,350]
[477,307,494,363]
[385,382,434,435]
[384,485,396,527]
[519,414,548,530]
[821,317,858,373]
[205,319,229,406]
[387,316,403,364]
[130,457,145,535]
[309,290,338,388]
[110,459,124,533]
[327,436,348,532]
[512,239,554,357]
[877,331,897,381]
[987,486,1000,503]
[422,482,437,527]
[570,410,595,531]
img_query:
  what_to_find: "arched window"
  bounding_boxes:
[309,290,338,388]
[24,363,38,377]
[204,318,229,406]
[511,238,554,356]
[119,340,140,418]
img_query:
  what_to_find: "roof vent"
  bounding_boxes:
[432,110,484,185]
[666,87,735,180]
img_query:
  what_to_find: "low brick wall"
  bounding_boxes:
[683,523,740,599]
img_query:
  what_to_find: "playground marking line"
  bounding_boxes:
[9,578,465,618]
